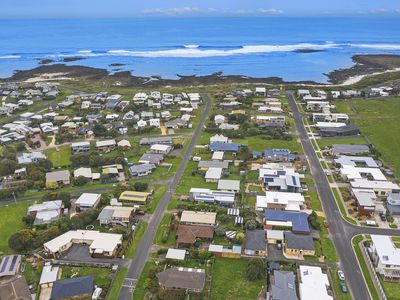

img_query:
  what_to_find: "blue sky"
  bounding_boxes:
[1,0,400,18]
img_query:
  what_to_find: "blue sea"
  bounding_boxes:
[1,17,400,82]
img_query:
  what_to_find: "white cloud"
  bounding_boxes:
[139,7,284,16]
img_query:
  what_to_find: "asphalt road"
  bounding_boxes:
[117,93,211,300]
[286,91,400,300]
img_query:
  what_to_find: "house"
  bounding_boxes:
[370,235,400,280]
[133,92,148,104]
[214,114,226,125]
[256,191,305,211]
[254,116,286,128]
[28,200,63,225]
[209,142,241,153]
[166,249,186,261]
[39,263,60,288]
[50,275,94,300]
[331,144,370,156]
[219,123,240,130]
[334,155,379,168]
[205,167,223,182]
[312,113,349,123]
[217,179,240,192]
[96,139,116,152]
[220,101,242,110]
[0,275,31,300]
[339,166,386,181]
[352,189,377,215]
[180,210,216,226]
[319,123,360,137]
[165,118,187,129]
[43,230,122,258]
[189,188,235,207]
[387,193,400,215]
[210,134,229,143]
[0,255,22,277]
[139,153,164,165]
[17,151,46,164]
[350,179,400,197]
[149,118,160,128]
[212,151,224,161]
[244,229,267,256]
[150,144,172,155]
[255,87,267,97]
[259,167,301,193]
[119,191,150,204]
[284,233,315,258]
[198,160,229,171]
[266,230,285,245]
[208,244,242,259]
[253,149,295,162]
[264,210,310,234]
[129,164,156,176]
[139,136,172,146]
[270,270,298,300]
[298,266,332,300]
[74,167,94,179]
[117,139,132,150]
[306,101,330,111]
[176,224,214,247]
[46,170,70,188]
[75,193,101,212]
[98,206,135,227]
[157,267,206,293]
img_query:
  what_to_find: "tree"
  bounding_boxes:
[245,219,258,230]
[246,258,265,281]
[92,124,108,137]
[22,214,35,227]
[235,232,245,244]
[37,159,53,171]
[134,182,148,192]
[8,229,36,253]
[308,211,321,230]
[74,176,90,186]
[0,159,17,176]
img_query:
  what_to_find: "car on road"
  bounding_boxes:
[340,282,348,293]
[338,270,345,281]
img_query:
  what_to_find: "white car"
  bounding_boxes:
[338,270,345,281]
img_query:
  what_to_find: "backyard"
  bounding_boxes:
[210,257,264,300]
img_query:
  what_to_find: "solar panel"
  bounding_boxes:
[0,256,9,273]
[9,255,18,271]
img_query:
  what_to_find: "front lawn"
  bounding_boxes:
[106,267,128,300]
[210,257,264,300]
[125,221,148,259]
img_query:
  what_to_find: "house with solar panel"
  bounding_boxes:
[263,209,310,234]
[259,167,301,193]
[0,255,22,278]
[119,191,151,205]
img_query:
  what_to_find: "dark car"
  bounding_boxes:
[340,282,348,293]
[379,213,386,221]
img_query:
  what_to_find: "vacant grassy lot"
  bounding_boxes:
[146,184,167,214]
[379,275,400,300]
[211,258,264,300]
[236,135,302,153]
[153,214,176,246]
[317,136,367,149]
[0,201,33,254]
[175,161,217,195]
[336,98,400,177]
[45,145,71,167]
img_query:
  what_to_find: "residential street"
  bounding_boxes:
[117,93,211,300]
[286,91,400,300]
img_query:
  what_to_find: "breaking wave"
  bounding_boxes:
[0,55,20,59]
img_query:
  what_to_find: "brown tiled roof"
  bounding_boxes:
[157,267,206,291]
[176,224,214,245]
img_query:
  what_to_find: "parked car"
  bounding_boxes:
[379,213,387,222]
[338,270,345,281]
[340,283,348,293]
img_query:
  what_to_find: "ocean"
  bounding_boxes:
[1,17,400,82]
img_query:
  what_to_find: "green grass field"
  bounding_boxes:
[45,145,71,167]
[0,201,34,254]
[317,136,367,149]
[352,235,380,300]
[329,268,352,300]
[106,267,127,300]
[146,185,167,213]
[132,261,157,300]
[125,221,148,259]
[210,257,264,300]
[379,275,400,300]
[336,98,400,177]
[153,214,176,246]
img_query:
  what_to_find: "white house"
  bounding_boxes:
[371,235,400,280]
[299,266,333,300]
[256,191,305,211]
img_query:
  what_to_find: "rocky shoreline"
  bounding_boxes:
[4,54,400,87]
[326,54,400,84]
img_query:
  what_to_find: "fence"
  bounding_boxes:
[363,246,387,300]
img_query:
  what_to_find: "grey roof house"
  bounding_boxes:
[50,275,94,300]
[271,270,298,300]
[244,229,267,256]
